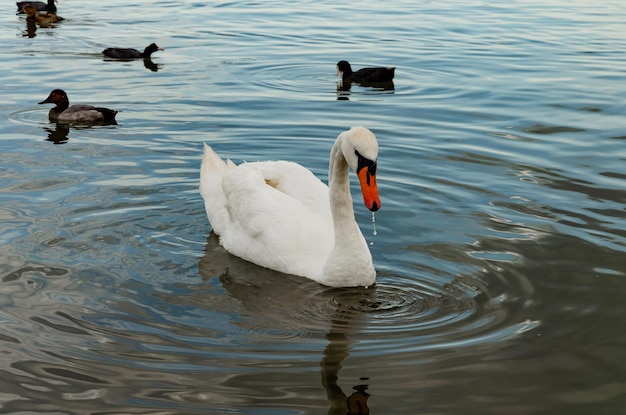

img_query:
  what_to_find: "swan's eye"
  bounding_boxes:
[355,150,377,184]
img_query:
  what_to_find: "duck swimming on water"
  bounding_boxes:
[38,89,118,125]
[21,4,63,25]
[336,60,395,84]
[16,0,56,14]
[102,43,164,60]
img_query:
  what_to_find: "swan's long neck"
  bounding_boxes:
[322,137,375,287]
[328,139,358,237]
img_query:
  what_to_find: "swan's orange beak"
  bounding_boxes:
[358,167,381,212]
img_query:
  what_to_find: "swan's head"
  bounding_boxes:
[341,126,381,212]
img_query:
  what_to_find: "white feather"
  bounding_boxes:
[199,127,380,287]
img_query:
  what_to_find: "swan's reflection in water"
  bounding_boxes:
[348,380,370,415]
[322,320,371,415]
[199,232,375,414]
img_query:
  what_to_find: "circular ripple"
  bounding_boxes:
[198,237,538,357]
[241,61,472,104]
[240,322,311,342]
[243,61,412,98]
[287,272,539,356]
[8,107,47,126]
[244,62,336,95]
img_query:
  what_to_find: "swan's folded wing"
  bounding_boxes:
[254,161,330,213]
[219,161,333,278]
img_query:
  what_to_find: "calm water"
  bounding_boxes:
[1,0,625,413]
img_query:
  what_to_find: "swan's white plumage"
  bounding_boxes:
[200,126,380,287]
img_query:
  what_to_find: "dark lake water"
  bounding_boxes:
[1,0,625,413]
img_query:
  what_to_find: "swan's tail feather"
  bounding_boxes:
[200,143,233,236]
[201,143,227,172]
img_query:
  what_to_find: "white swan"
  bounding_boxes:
[199,126,381,288]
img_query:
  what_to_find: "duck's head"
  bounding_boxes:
[21,4,37,17]
[341,126,381,212]
[336,60,352,77]
[145,43,164,57]
[39,89,68,107]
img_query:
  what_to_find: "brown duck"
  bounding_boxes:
[38,89,118,125]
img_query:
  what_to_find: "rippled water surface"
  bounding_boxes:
[1,0,625,413]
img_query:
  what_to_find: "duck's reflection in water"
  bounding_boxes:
[143,58,162,72]
[336,81,395,100]
[22,20,37,38]
[43,123,70,144]
[41,120,121,144]
[199,232,375,414]
[336,82,352,100]
[102,57,162,72]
